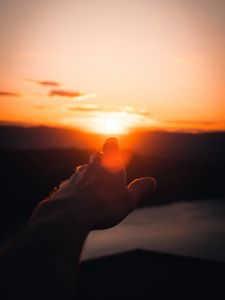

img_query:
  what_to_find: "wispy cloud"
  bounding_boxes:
[0,91,21,97]
[123,107,151,117]
[49,89,96,100]
[69,104,99,112]
[163,119,225,131]
[165,120,220,126]
[68,104,151,117]
[49,89,84,98]
[26,79,96,100]
[26,79,60,87]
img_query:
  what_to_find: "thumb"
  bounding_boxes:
[127,177,157,204]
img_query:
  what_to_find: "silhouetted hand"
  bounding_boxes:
[31,137,157,231]
[0,138,157,300]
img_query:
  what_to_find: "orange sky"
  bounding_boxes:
[0,0,225,134]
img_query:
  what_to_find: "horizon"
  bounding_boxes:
[1,0,225,134]
[1,123,225,163]
[1,121,225,135]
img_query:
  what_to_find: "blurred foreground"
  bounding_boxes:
[77,249,225,300]
[84,199,225,262]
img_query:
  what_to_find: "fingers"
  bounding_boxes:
[88,152,103,165]
[102,137,124,173]
[53,179,70,194]
[73,152,102,177]
[70,139,125,188]
[58,179,70,189]
[70,163,88,182]
[127,177,157,204]
[102,137,120,155]
[75,164,88,173]
[70,152,103,185]
[74,138,121,175]
[47,178,70,199]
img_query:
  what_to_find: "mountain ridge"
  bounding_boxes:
[0,125,225,162]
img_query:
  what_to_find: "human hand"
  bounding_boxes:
[1,138,156,300]
[31,138,157,231]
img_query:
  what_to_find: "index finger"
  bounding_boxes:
[102,137,124,173]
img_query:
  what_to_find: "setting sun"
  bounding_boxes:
[91,114,129,135]
[105,118,121,134]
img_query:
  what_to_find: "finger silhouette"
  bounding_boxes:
[75,164,88,173]
[127,177,157,204]
[102,137,119,155]
[102,137,124,173]
[88,152,103,165]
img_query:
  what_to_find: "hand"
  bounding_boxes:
[30,138,157,231]
[0,138,157,300]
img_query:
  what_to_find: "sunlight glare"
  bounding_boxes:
[60,110,156,134]
[105,118,121,134]
[92,113,130,135]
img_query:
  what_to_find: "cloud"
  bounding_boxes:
[119,106,151,117]
[49,89,96,100]
[26,79,60,87]
[26,79,96,100]
[0,91,21,97]
[69,105,99,112]
[163,120,225,131]
[133,109,151,117]
[68,104,151,117]
[165,120,219,126]
[49,89,84,98]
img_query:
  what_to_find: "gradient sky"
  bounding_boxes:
[0,0,225,133]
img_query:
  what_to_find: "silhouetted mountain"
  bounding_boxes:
[133,131,225,162]
[0,125,102,149]
[0,126,225,162]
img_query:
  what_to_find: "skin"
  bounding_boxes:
[0,138,157,300]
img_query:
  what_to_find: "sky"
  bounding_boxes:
[0,0,225,134]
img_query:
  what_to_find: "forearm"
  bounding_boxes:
[0,199,89,300]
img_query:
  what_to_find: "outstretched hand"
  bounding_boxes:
[0,138,156,300]
[31,138,157,231]
[0,138,157,300]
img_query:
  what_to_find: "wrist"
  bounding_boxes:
[29,194,91,235]
[24,196,90,264]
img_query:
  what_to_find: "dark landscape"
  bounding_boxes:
[0,126,225,243]
[0,126,225,299]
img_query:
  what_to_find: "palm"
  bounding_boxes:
[74,162,136,229]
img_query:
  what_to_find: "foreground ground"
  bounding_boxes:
[77,249,225,300]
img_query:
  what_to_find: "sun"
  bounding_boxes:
[91,113,130,135]
[100,117,125,134]
[61,110,155,134]
[105,118,121,134]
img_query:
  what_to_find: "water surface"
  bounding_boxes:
[83,199,225,262]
